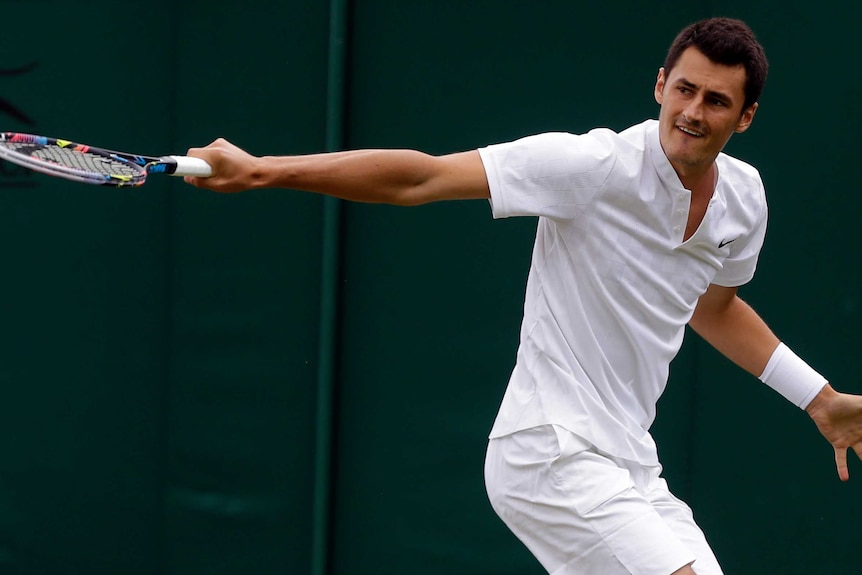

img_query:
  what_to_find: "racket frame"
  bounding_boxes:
[0,133,210,187]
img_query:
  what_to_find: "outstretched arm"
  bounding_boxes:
[690,283,862,480]
[183,138,490,204]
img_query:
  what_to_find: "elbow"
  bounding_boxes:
[687,312,704,337]
[392,182,435,206]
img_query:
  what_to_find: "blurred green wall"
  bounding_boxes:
[0,1,858,574]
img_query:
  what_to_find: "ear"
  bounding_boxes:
[654,67,666,105]
[734,102,759,133]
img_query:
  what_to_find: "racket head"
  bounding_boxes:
[0,133,149,187]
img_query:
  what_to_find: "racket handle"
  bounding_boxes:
[167,155,213,177]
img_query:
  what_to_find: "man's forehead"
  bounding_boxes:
[665,48,747,96]
[667,48,747,80]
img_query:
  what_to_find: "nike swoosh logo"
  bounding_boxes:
[718,238,736,248]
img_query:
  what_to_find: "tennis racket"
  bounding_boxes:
[0,132,212,187]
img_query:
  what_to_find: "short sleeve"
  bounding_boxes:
[478,129,619,221]
[711,174,768,287]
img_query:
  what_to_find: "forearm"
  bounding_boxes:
[689,294,779,376]
[257,149,444,205]
[690,290,827,408]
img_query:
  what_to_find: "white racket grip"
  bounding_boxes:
[168,155,213,177]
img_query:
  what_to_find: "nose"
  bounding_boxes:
[682,98,705,124]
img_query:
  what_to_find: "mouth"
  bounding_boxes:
[676,124,705,138]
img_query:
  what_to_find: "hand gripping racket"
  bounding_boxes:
[0,132,212,187]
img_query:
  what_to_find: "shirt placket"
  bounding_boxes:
[671,190,690,243]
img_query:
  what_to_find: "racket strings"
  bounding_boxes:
[9,143,142,177]
[0,134,154,187]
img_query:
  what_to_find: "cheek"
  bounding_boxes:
[715,115,742,135]
[658,103,678,124]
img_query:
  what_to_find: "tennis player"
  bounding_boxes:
[184,17,862,575]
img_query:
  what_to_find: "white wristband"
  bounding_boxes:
[758,342,828,409]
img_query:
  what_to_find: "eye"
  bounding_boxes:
[711,98,727,107]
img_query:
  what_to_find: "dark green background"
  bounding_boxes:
[0,1,858,574]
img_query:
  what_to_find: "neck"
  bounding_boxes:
[675,162,716,194]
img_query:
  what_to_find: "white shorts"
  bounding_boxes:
[484,425,723,575]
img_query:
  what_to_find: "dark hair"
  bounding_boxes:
[664,17,768,110]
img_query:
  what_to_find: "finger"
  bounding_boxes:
[186,146,205,158]
[184,176,204,188]
[835,447,850,481]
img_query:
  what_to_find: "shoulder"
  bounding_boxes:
[717,153,766,199]
[479,123,649,177]
[716,153,768,233]
[482,120,650,158]
[481,129,614,156]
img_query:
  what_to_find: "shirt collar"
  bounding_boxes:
[646,119,687,193]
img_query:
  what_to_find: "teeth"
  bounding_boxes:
[679,126,702,137]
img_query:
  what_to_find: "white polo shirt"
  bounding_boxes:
[478,119,767,465]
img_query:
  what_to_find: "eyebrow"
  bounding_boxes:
[676,78,735,105]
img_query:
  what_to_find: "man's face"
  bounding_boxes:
[655,46,757,179]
